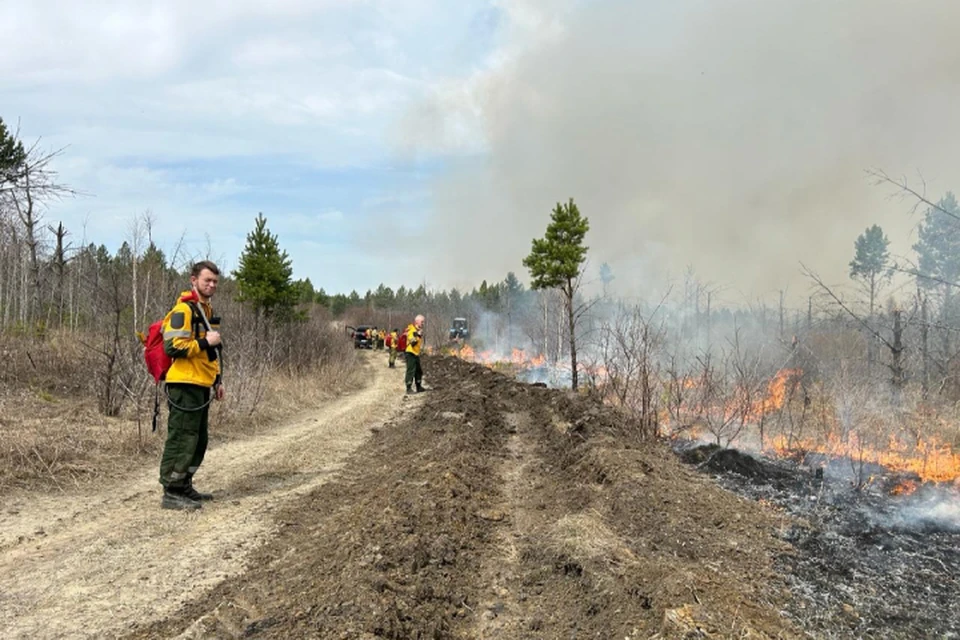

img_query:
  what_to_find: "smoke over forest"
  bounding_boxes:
[402,0,960,301]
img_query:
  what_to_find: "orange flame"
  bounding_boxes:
[453,345,550,370]
[766,432,960,484]
[752,369,800,417]
[889,479,919,496]
[671,368,960,484]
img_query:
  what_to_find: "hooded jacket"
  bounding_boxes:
[162,290,221,387]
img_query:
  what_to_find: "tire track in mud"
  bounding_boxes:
[120,357,800,639]
[471,410,538,638]
[0,353,404,640]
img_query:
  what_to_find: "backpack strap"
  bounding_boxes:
[152,385,161,432]
[184,301,202,338]
[185,299,222,379]
[187,300,213,332]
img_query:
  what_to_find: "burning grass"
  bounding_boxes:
[443,343,547,371]
[449,341,960,488]
[659,365,960,490]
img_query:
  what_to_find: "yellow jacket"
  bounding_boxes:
[405,323,423,356]
[163,291,221,387]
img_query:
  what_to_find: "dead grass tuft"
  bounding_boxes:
[545,512,639,574]
[0,330,365,494]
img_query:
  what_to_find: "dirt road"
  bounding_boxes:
[130,356,799,639]
[0,352,408,640]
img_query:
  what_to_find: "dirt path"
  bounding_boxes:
[128,357,798,639]
[0,351,409,640]
[472,410,539,637]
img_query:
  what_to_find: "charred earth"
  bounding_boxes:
[678,442,960,639]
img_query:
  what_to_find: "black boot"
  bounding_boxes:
[406,385,415,394]
[162,487,202,510]
[184,473,214,501]
[183,484,214,501]
[416,383,426,393]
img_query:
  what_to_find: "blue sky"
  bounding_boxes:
[2,0,519,293]
[5,0,959,304]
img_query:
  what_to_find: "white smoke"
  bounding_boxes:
[400,0,960,301]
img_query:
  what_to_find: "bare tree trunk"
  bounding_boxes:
[890,308,904,402]
[556,290,563,364]
[13,170,42,324]
[921,290,929,398]
[779,290,785,340]
[566,278,578,391]
[866,274,877,371]
[49,222,69,329]
[71,247,80,332]
[19,248,28,326]
[695,286,701,343]
[542,290,548,358]
[131,244,138,338]
[706,290,712,352]
[940,286,951,384]
[0,226,9,329]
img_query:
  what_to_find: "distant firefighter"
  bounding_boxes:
[404,315,426,394]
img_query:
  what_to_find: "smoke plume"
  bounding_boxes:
[403,0,960,302]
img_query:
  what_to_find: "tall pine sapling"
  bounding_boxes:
[522,198,590,390]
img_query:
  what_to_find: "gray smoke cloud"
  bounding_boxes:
[401,0,960,302]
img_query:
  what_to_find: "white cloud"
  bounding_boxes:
[1,1,505,292]
[317,210,345,223]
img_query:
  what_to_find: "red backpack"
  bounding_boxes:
[141,318,172,384]
[137,293,204,431]
[396,332,407,352]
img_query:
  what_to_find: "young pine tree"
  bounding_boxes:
[233,213,297,319]
[849,223,892,317]
[522,198,590,390]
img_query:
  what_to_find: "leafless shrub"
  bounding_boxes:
[596,301,668,439]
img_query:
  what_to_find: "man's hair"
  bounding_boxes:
[191,260,220,278]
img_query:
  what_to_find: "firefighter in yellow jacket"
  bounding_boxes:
[387,328,399,368]
[159,261,225,510]
[404,314,426,394]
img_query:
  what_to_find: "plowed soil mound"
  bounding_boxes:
[130,357,799,639]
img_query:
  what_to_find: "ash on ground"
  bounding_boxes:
[676,442,960,639]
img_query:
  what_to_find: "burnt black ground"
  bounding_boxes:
[679,444,960,639]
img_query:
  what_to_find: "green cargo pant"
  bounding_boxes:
[388,346,398,367]
[159,383,211,489]
[404,352,422,389]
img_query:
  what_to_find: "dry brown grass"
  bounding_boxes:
[545,512,639,574]
[0,331,365,494]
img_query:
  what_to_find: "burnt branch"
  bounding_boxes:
[866,167,960,223]
[801,263,896,351]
